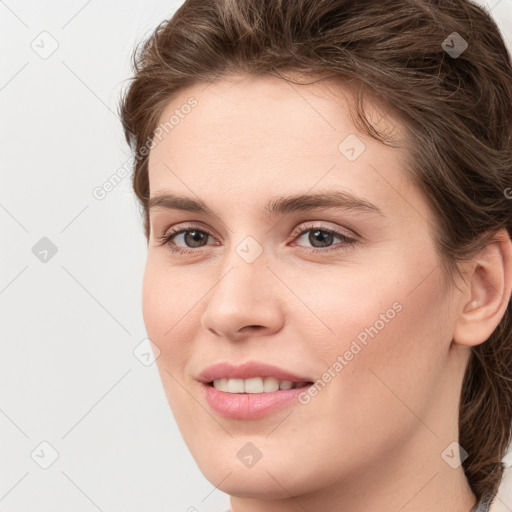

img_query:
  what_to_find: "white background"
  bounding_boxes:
[1,1,511,510]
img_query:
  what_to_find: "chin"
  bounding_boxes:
[194,448,322,500]
[207,472,303,501]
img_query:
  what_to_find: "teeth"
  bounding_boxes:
[212,377,303,393]
[213,378,228,392]
[227,378,245,393]
[245,377,264,393]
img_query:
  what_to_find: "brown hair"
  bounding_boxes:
[119,0,512,504]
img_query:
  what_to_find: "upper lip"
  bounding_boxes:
[197,361,313,384]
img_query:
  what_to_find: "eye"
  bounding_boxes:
[157,222,357,255]
[290,222,357,254]
[157,225,217,254]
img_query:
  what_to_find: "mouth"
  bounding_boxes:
[197,361,316,419]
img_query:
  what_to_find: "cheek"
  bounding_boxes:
[317,262,450,440]
[142,264,171,346]
[141,261,202,425]
[141,257,199,369]
[142,252,201,332]
[304,247,450,407]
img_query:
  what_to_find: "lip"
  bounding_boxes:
[197,361,314,420]
[200,383,312,420]
[197,361,312,383]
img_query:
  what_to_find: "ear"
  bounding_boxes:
[453,229,512,347]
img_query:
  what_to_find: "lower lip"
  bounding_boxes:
[200,382,311,420]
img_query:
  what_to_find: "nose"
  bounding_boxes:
[200,251,285,341]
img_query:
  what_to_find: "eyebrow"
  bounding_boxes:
[148,190,385,218]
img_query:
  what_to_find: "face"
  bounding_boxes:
[143,75,466,501]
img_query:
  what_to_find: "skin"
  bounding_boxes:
[142,74,512,512]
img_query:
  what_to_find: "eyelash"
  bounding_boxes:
[156,222,357,255]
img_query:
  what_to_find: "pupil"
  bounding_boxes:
[185,230,206,248]
[310,229,333,248]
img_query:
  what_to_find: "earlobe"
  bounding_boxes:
[453,229,512,347]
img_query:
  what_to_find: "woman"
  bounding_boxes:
[119,0,512,510]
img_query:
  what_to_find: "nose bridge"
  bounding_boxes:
[201,235,284,337]
[208,236,269,310]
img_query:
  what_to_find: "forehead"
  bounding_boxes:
[148,74,404,182]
